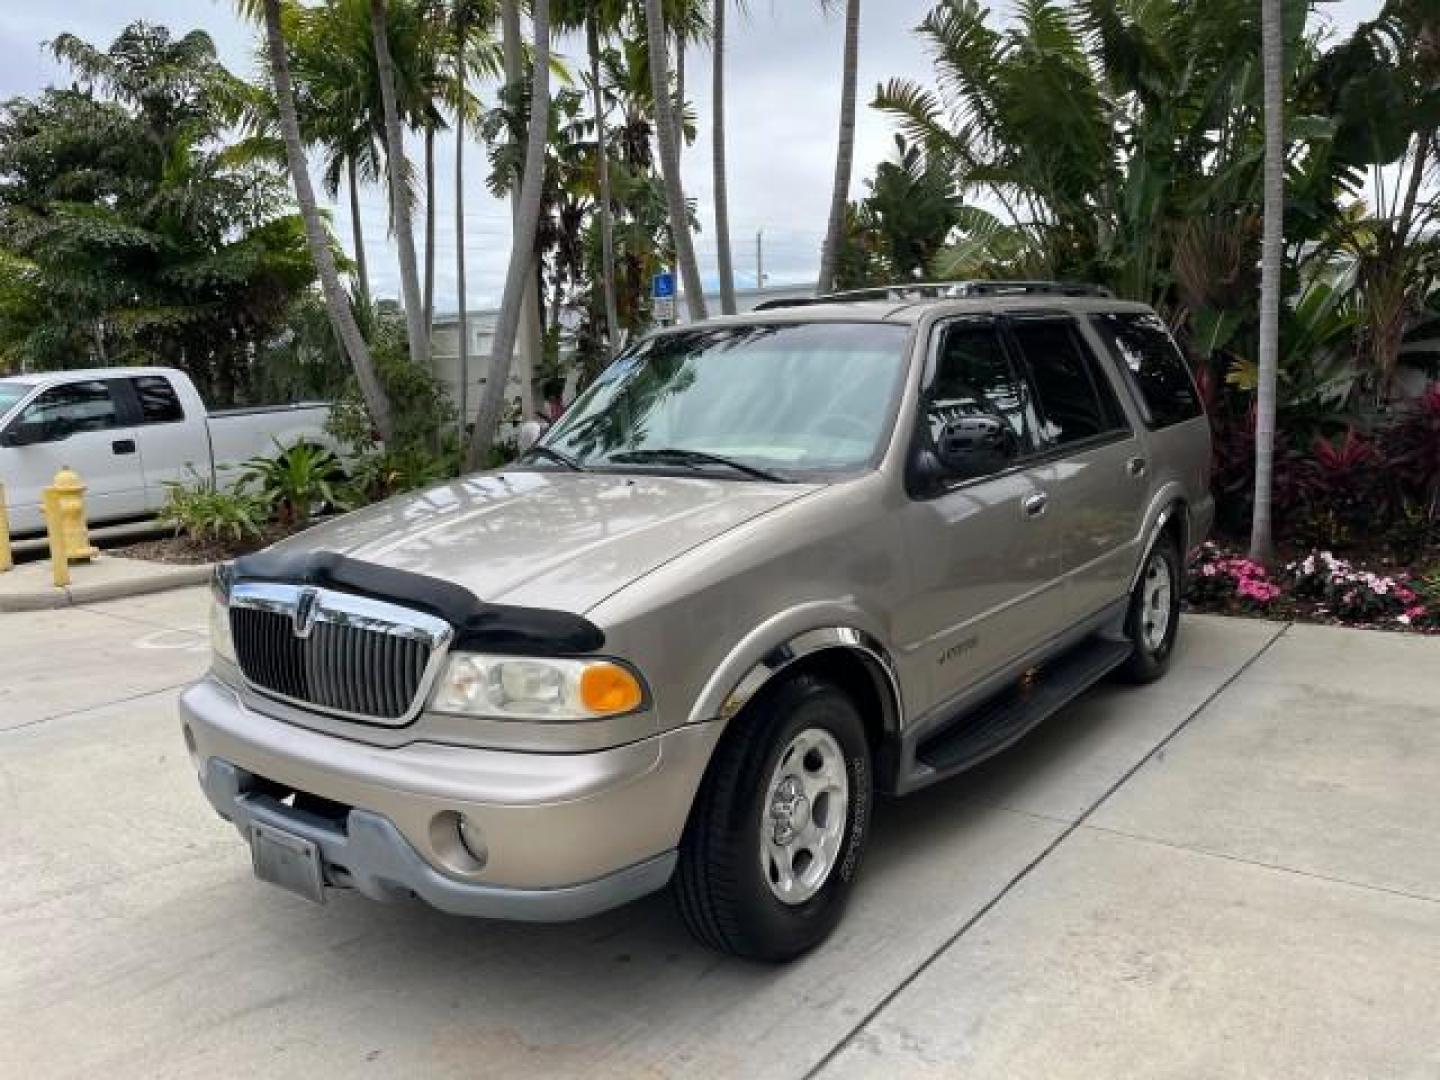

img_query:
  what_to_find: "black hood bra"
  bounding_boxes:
[230,549,605,656]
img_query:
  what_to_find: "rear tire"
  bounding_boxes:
[675,674,873,961]
[1117,535,1182,684]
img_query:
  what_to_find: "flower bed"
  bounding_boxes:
[1187,542,1439,632]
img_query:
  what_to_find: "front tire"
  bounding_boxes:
[675,674,873,961]
[1117,535,1182,684]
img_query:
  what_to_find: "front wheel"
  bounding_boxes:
[1117,535,1182,684]
[675,674,873,961]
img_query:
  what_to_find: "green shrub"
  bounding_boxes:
[159,481,267,544]
[241,440,346,526]
[345,445,456,503]
[326,319,456,455]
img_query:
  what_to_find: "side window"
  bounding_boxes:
[928,322,1039,453]
[1008,318,1127,447]
[18,381,122,440]
[1093,312,1203,428]
[132,376,185,424]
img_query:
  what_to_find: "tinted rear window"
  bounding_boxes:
[1009,318,1127,447]
[132,375,185,423]
[1094,313,1203,428]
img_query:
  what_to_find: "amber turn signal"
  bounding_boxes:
[579,662,645,714]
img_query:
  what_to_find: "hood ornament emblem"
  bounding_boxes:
[292,587,321,639]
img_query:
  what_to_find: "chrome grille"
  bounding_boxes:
[229,582,452,725]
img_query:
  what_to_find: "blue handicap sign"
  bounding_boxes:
[651,271,676,300]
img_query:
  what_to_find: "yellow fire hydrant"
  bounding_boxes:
[0,481,12,573]
[42,466,98,586]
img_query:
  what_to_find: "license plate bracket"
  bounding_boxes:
[249,820,326,904]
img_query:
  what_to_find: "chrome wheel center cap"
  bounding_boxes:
[770,776,809,844]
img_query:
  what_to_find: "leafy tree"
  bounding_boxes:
[0,23,334,408]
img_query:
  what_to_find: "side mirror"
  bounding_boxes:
[932,414,1017,480]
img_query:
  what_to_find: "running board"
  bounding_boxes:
[912,637,1135,779]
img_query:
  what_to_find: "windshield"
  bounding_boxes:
[0,380,30,419]
[538,322,910,479]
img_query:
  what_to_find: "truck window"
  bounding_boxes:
[929,323,1039,454]
[1092,312,1203,428]
[132,376,185,424]
[18,381,122,440]
[1008,318,1127,447]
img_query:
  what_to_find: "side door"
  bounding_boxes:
[896,317,1067,714]
[0,379,145,534]
[1003,314,1148,622]
[123,374,213,510]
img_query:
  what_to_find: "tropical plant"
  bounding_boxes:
[817,0,862,295]
[241,440,348,525]
[160,479,268,544]
[644,0,707,322]
[711,0,737,314]
[1251,0,1286,563]
[346,444,456,501]
[239,0,395,441]
[468,0,552,468]
[0,22,323,404]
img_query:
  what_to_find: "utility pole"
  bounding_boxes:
[756,229,766,290]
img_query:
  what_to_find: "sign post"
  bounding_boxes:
[651,271,677,325]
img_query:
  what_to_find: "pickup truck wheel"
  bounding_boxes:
[675,674,872,961]
[1117,535,1181,684]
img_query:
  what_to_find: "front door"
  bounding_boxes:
[1,379,146,536]
[897,318,1066,715]
[1004,315,1148,620]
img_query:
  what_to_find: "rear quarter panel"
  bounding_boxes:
[206,405,338,487]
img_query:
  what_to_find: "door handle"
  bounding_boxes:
[1021,492,1049,518]
[1127,456,1147,478]
[112,439,137,455]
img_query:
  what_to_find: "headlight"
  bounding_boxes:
[210,564,236,664]
[430,654,646,720]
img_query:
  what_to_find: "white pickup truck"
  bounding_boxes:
[0,367,338,538]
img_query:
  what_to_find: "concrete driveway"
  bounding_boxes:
[1,591,1437,1079]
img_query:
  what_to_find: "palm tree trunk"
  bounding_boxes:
[455,13,469,444]
[467,0,551,469]
[674,29,685,161]
[346,155,372,310]
[712,0,737,315]
[1250,0,1283,565]
[262,0,393,442]
[817,0,861,295]
[645,0,707,322]
[424,124,436,334]
[588,13,622,356]
[370,0,429,367]
[501,0,542,413]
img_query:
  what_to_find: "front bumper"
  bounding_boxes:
[181,677,722,919]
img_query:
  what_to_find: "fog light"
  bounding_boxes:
[457,815,488,867]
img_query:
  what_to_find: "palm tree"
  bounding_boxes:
[816,0,860,295]
[242,0,395,441]
[553,0,624,356]
[712,0,736,313]
[644,0,707,321]
[468,0,552,467]
[444,0,500,438]
[370,0,430,367]
[1250,0,1284,564]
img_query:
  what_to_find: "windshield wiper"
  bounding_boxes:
[523,444,586,471]
[607,448,789,483]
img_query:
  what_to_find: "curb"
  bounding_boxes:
[0,561,215,612]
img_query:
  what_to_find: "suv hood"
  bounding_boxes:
[267,470,816,614]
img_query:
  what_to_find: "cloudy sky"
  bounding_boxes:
[2,1,1381,312]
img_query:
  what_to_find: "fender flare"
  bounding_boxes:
[692,616,904,738]
[1129,488,1190,591]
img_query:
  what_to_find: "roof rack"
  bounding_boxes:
[752,280,1113,311]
